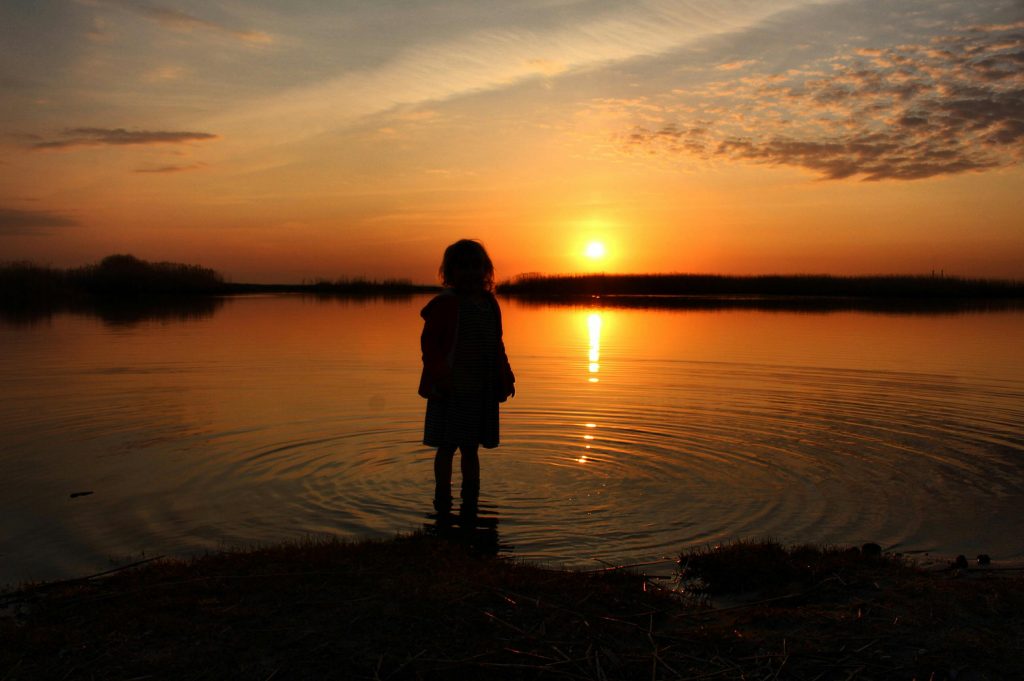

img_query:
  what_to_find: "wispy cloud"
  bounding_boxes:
[0,208,79,236]
[134,162,207,173]
[142,65,187,83]
[715,59,760,71]
[216,0,829,139]
[616,23,1024,180]
[81,0,273,44]
[33,128,219,150]
[963,20,1024,33]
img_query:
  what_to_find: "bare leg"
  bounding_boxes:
[459,443,480,500]
[434,446,456,511]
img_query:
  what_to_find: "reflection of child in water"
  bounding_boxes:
[418,239,515,510]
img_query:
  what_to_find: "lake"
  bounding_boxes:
[2,294,1023,586]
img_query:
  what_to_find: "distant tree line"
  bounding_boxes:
[0,254,226,305]
[497,273,1024,300]
[1,255,440,309]
[7,257,1021,310]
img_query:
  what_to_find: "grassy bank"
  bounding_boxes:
[2,537,1021,680]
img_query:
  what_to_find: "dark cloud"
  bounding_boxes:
[0,208,79,236]
[718,134,998,181]
[4,132,44,144]
[629,123,712,155]
[33,128,219,150]
[713,82,1023,181]
[619,23,1023,181]
[972,50,1024,80]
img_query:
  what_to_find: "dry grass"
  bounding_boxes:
[1,536,1021,680]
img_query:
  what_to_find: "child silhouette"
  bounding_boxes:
[419,239,515,510]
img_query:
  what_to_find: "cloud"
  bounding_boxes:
[715,59,759,71]
[33,128,219,150]
[134,162,207,173]
[82,0,273,44]
[615,23,1024,180]
[0,208,79,236]
[525,58,568,76]
[142,65,187,83]
[215,0,829,140]
[963,20,1024,33]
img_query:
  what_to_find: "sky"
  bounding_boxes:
[1,0,1022,283]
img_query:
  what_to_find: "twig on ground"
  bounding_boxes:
[583,559,672,574]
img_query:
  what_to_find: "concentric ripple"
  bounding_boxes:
[484,358,1024,566]
[1,297,1022,585]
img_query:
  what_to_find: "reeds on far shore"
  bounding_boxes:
[2,535,1021,680]
[498,272,1024,300]
[306,276,438,296]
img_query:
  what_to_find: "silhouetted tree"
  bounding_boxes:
[70,254,225,297]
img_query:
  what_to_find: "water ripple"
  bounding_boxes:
[2,302,1023,584]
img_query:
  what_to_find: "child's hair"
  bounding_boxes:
[439,239,494,292]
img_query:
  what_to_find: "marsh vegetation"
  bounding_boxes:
[2,536,1020,680]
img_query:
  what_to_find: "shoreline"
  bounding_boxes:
[4,541,1023,602]
[497,272,1024,297]
[6,257,1023,308]
[3,535,1022,680]
[501,291,1024,313]
[4,288,1022,327]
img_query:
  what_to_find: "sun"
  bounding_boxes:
[584,241,606,259]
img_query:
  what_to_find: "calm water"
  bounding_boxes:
[2,294,1023,585]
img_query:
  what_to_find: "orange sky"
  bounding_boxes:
[2,1,1022,283]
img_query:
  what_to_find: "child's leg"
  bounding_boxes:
[459,443,480,498]
[434,446,456,509]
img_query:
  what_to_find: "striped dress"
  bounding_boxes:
[423,295,501,449]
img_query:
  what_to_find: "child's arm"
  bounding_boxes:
[418,296,457,398]
[491,297,516,401]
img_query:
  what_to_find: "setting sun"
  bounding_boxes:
[584,241,607,259]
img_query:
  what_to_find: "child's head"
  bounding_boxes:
[439,239,494,292]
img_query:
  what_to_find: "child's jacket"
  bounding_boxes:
[418,290,515,401]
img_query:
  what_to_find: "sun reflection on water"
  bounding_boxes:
[577,312,604,463]
[587,312,601,383]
